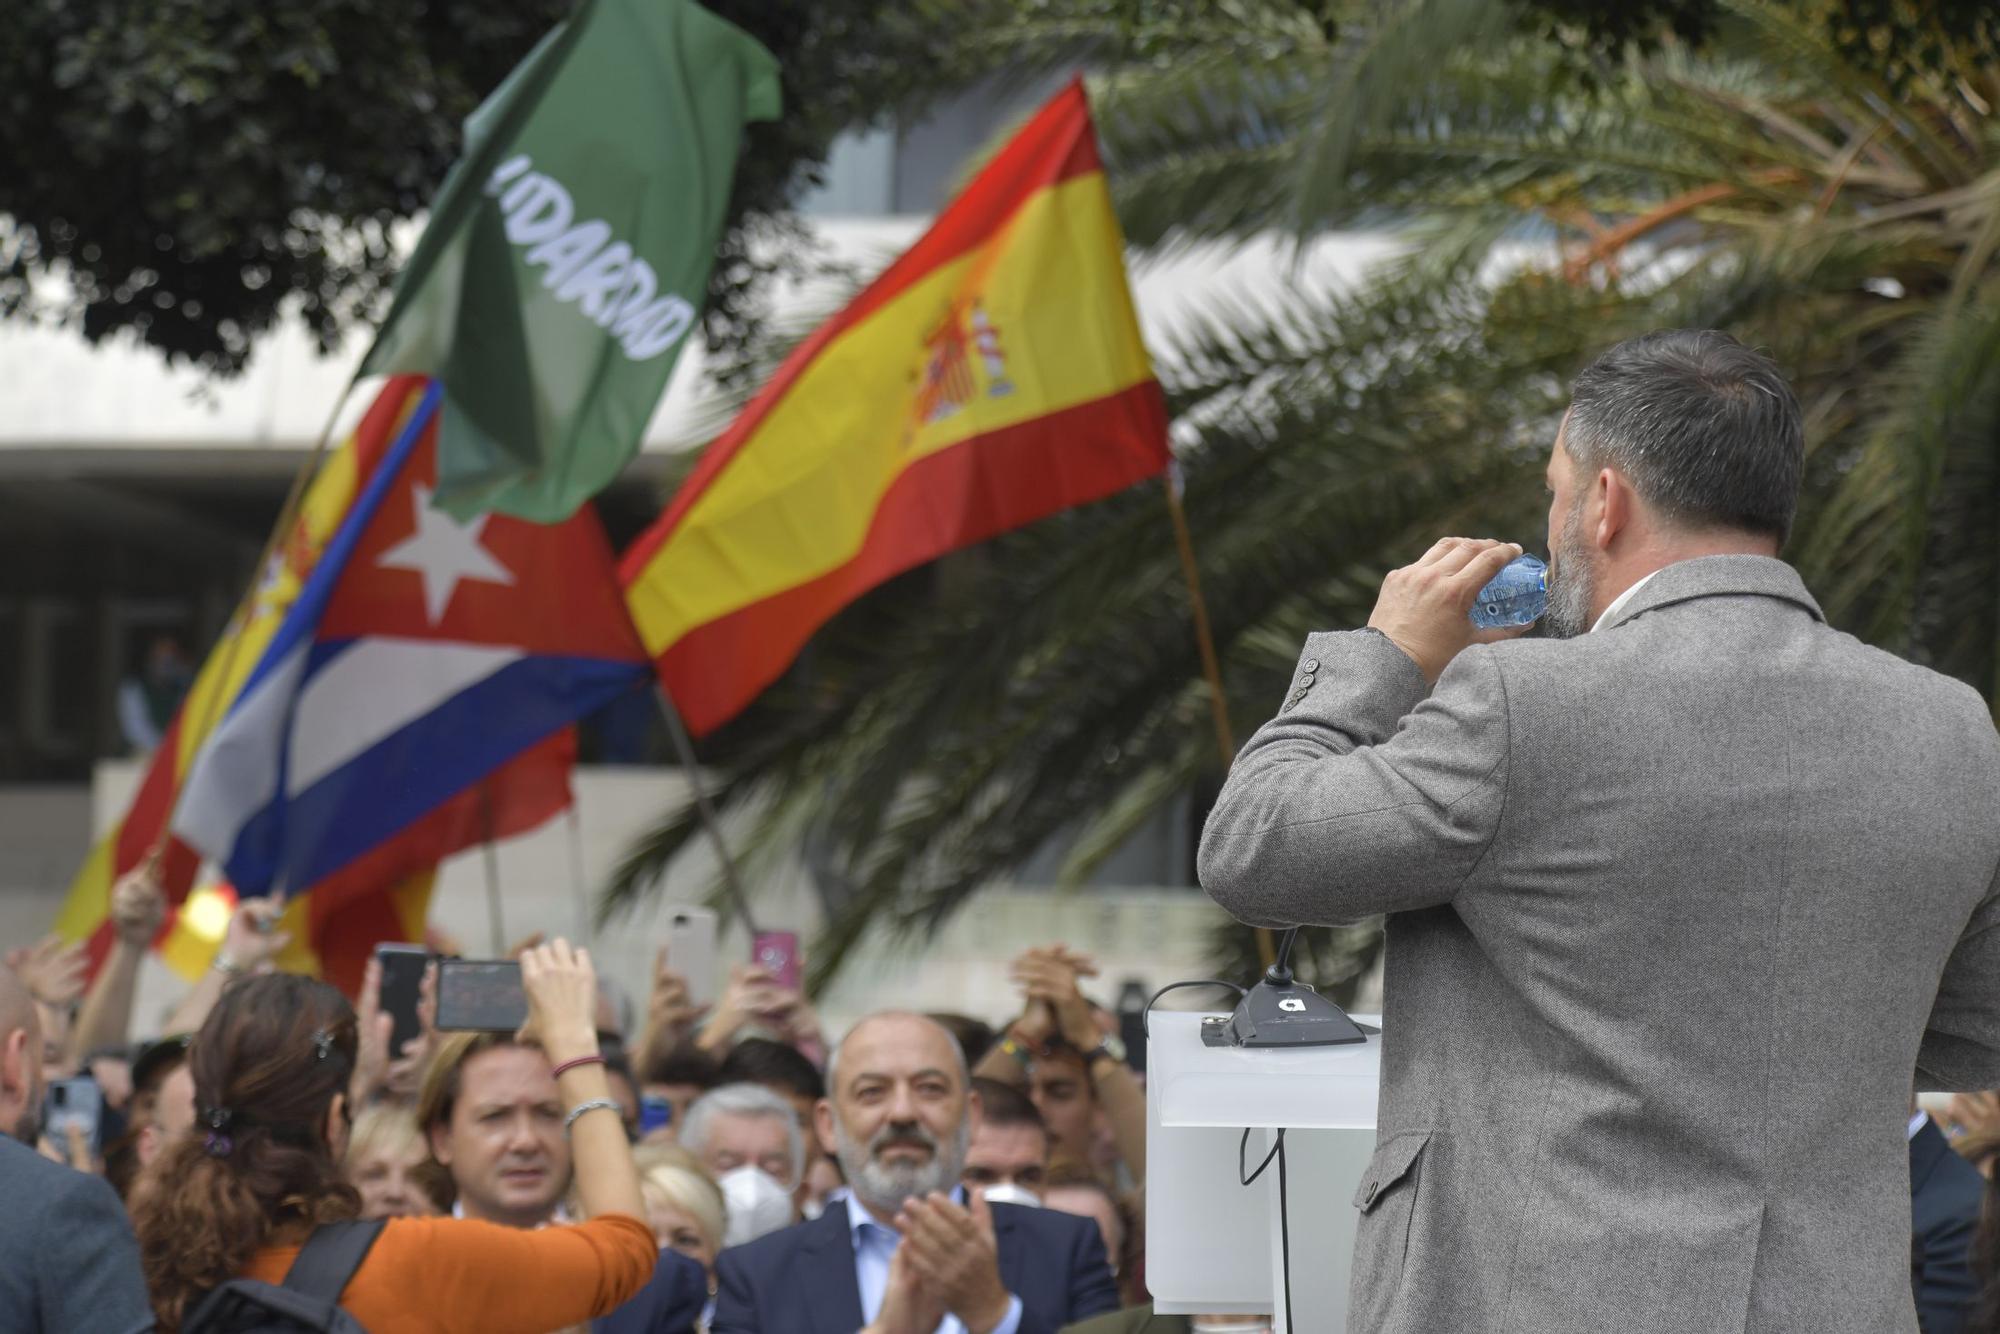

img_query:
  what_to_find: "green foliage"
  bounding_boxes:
[607,0,2000,995]
[0,0,975,375]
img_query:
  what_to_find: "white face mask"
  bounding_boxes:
[720,1165,795,1246]
[978,1182,1041,1209]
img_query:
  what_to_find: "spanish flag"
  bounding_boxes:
[620,80,1170,733]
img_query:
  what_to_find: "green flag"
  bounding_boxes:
[359,0,780,522]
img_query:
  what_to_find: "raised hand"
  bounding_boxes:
[643,944,707,1043]
[1010,948,1100,1052]
[1366,537,1527,684]
[383,961,438,1099]
[220,897,291,973]
[697,963,778,1051]
[517,939,600,1067]
[108,863,168,948]
[350,955,394,1106]
[10,936,87,1009]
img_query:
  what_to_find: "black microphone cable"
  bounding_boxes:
[1141,979,1245,1038]
[1240,1126,1295,1333]
[1143,972,1298,1331]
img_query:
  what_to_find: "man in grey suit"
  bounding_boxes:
[0,961,154,1332]
[1199,329,2000,1334]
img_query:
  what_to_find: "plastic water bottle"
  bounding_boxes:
[1469,554,1547,628]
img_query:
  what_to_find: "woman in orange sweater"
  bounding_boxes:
[130,940,656,1333]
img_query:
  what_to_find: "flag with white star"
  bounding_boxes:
[171,377,651,906]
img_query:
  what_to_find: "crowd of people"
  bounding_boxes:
[2,861,1999,1332]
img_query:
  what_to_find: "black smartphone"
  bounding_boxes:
[375,944,430,1055]
[434,958,528,1033]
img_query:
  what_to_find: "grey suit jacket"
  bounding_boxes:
[1198,557,2000,1334]
[0,1133,154,1332]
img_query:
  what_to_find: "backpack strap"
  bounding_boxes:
[280,1219,388,1305]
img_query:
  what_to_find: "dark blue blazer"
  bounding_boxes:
[1910,1117,1986,1334]
[595,1244,708,1334]
[712,1199,1120,1334]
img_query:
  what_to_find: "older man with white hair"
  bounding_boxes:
[680,1082,807,1247]
[711,1011,1118,1334]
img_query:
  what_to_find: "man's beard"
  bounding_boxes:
[1542,491,1596,639]
[833,1113,970,1215]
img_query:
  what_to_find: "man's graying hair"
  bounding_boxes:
[1564,329,1804,542]
[679,1081,806,1188]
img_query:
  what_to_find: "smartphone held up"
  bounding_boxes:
[434,959,529,1033]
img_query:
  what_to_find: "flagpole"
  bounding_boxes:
[1162,471,1278,971]
[478,780,508,956]
[651,685,760,940]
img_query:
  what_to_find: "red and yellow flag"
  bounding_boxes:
[56,381,433,979]
[620,80,1169,733]
[54,379,568,993]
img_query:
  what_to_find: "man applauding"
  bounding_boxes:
[712,1012,1118,1333]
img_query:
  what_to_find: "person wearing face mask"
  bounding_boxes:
[415,1014,708,1334]
[678,1082,806,1246]
[712,1011,1119,1334]
[963,1079,1049,1208]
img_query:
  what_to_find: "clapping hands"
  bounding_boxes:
[890,1191,1013,1334]
[1005,944,1101,1053]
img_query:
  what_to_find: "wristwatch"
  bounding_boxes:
[1085,1034,1127,1069]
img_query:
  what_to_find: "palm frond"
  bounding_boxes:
[603,0,2000,994]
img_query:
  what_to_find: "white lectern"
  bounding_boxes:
[1145,1011,1381,1331]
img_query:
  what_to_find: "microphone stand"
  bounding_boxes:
[1204,925,1370,1048]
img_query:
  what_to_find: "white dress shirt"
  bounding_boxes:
[1592,569,1661,632]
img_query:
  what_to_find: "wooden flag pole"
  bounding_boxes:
[652,685,761,940]
[1163,472,1277,971]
